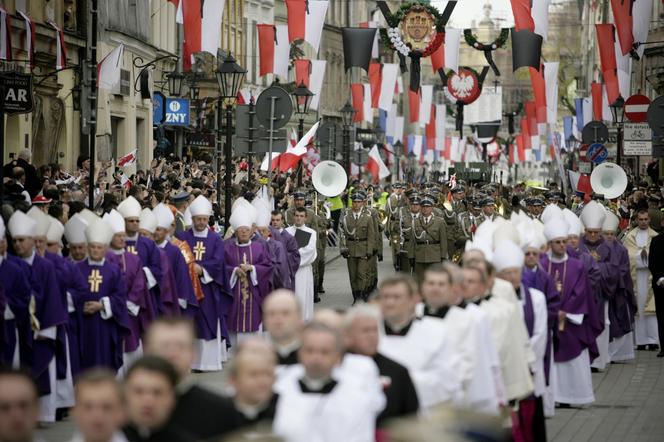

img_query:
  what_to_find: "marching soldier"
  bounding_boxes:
[362,192,383,294]
[477,196,500,223]
[386,183,407,269]
[412,196,448,281]
[306,195,329,301]
[458,196,482,245]
[450,186,467,215]
[339,192,376,304]
[171,191,190,234]
[397,195,421,275]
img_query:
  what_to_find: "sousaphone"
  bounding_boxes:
[312,161,348,197]
[590,162,628,200]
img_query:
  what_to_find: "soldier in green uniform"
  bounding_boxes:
[457,196,482,247]
[305,194,329,301]
[171,191,190,234]
[363,191,383,294]
[412,195,448,281]
[385,183,407,270]
[397,195,421,275]
[285,191,319,232]
[339,191,376,303]
[450,186,467,215]
[476,196,500,224]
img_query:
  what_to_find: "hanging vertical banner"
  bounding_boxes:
[408,89,420,123]
[419,85,434,128]
[351,83,364,123]
[48,21,67,70]
[529,67,547,124]
[308,60,326,110]
[445,28,462,73]
[610,0,634,56]
[304,0,329,52]
[591,82,603,121]
[511,29,542,72]
[544,62,559,125]
[378,64,398,112]
[257,24,276,76]
[294,59,312,87]
[181,0,225,70]
[363,83,373,124]
[369,62,382,109]
[394,116,404,143]
[435,104,446,152]
[0,7,13,61]
[17,11,35,70]
[342,27,377,72]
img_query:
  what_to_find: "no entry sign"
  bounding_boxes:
[579,144,589,162]
[625,94,651,123]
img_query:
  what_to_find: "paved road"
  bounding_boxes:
[37,242,664,441]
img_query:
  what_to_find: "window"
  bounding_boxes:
[222,0,245,68]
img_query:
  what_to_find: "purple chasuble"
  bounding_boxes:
[252,234,291,291]
[604,240,636,340]
[158,248,181,316]
[13,253,68,395]
[225,240,273,333]
[160,241,198,316]
[176,229,232,343]
[540,254,603,363]
[106,251,154,353]
[0,257,31,368]
[125,235,162,315]
[74,260,129,372]
[271,227,300,290]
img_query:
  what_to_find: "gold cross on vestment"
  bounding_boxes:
[126,245,137,255]
[88,269,103,293]
[193,241,206,260]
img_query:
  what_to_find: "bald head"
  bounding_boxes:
[313,309,343,331]
[263,290,302,345]
[462,249,486,264]
[229,337,276,407]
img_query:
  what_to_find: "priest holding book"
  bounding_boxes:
[285,207,317,321]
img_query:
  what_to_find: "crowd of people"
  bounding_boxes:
[0,147,663,442]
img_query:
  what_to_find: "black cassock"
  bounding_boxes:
[373,353,419,425]
[170,384,239,440]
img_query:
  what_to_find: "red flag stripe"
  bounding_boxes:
[351,83,364,123]
[286,0,306,42]
[257,24,276,76]
[591,82,603,121]
[610,0,634,56]
[510,0,535,32]
[369,62,382,109]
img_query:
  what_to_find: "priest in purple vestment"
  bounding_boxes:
[225,200,273,342]
[103,209,154,364]
[153,203,198,316]
[252,196,290,291]
[541,216,602,406]
[8,210,68,422]
[270,212,300,290]
[176,195,231,371]
[74,218,129,374]
[117,196,162,315]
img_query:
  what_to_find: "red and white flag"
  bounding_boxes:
[0,7,12,61]
[596,24,620,105]
[544,62,559,125]
[309,60,326,110]
[285,0,328,52]
[366,145,390,183]
[17,11,35,69]
[257,24,290,79]
[120,173,133,190]
[610,0,633,56]
[98,44,124,91]
[48,21,67,69]
[118,149,137,167]
[378,64,398,112]
[180,0,225,70]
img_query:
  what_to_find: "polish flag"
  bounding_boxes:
[529,66,547,124]
[262,123,319,172]
[257,24,290,79]
[369,62,382,109]
[591,82,603,121]
[180,0,225,70]
[17,11,35,69]
[378,64,398,112]
[294,59,311,88]
[632,0,652,58]
[0,7,12,61]
[285,0,328,52]
[610,0,633,56]
[118,149,137,167]
[408,89,420,123]
[351,84,365,123]
[98,44,124,91]
[366,145,390,183]
[309,60,326,110]
[48,21,67,69]
[510,0,535,32]
[596,24,620,105]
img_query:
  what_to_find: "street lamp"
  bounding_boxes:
[340,102,356,175]
[610,96,625,166]
[166,70,185,97]
[215,53,246,232]
[293,82,314,186]
[393,140,403,182]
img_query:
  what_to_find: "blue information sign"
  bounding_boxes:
[164,98,190,126]
[587,143,608,164]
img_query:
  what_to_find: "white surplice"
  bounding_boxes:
[522,286,549,398]
[378,316,463,410]
[591,302,611,370]
[633,229,659,345]
[285,225,317,321]
[479,294,535,402]
[273,363,384,442]
[552,348,595,405]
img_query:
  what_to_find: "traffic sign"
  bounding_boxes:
[587,143,608,164]
[625,94,651,123]
[255,86,293,129]
[0,72,34,114]
[581,121,609,145]
[623,122,653,156]
[163,98,190,126]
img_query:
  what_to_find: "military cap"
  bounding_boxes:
[420,197,434,207]
[481,196,495,206]
[409,196,421,205]
[292,191,306,199]
[171,191,190,203]
[350,191,366,201]
[531,196,545,206]
[450,186,465,194]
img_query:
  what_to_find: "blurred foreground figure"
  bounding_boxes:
[0,368,40,442]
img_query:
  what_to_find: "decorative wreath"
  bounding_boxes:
[463,28,510,76]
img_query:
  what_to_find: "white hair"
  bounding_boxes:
[342,304,382,331]
[18,149,31,161]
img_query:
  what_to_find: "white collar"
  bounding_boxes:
[22,250,36,265]
[157,240,168,248]
[125,233,138,241]
[547,251,568,263]
[301,375,333,391]
[111,248,124,255]
[87,257,106,266]
[193,228,208,238]
[274,339,301,357]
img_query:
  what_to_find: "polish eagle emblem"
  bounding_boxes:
[446,68,481,105]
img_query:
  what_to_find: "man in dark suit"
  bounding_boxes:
[3,149,40,198]
[143,317,239,439]
[648,218,664,357]
[344,304,419,426]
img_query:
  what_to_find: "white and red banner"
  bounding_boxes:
[118,149,137,167]
[544,62,559,125]
[257,24,290,79]
[0,7,12,61]
[285,0,328,52]
[17,11,35,69]
[98,44,124,91]
[378,63,399,112]
[366,145,390,183]
[48,21,67,69]
[308,60,326,110]
[179,0,225,70]
[418,85,434,128]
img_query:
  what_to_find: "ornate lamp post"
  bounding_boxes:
[610,96,625,166]
[215,53,246,232]
[293,82,314,186]
[340,102,356,175]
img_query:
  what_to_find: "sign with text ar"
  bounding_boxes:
[163,98,190,126]
[0,72,34,114]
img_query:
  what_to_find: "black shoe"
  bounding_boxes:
[636,345,647,351]
[314,294,321,303]
[591,367,600,373]
[657,351,664,358]
[648,344,660,351]
[557,403,571,409]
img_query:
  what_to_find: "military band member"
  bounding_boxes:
[397,196,421,275]
[386,183,407,269]
[413,196,448,281]
[450,186,467,215]
[458,197,482,244]
[305,195,329,302]
[339,192,377,304]
[527,196,545,220]
[477,197,499,223]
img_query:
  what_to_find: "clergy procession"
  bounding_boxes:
[2,0,664,441]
